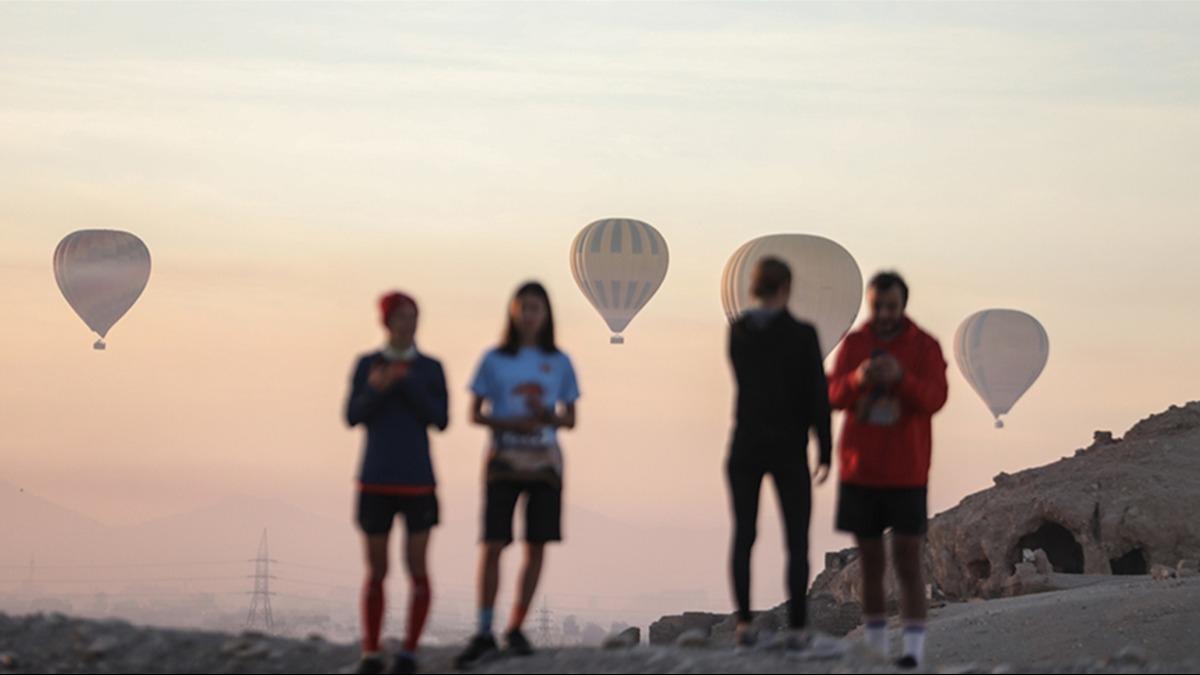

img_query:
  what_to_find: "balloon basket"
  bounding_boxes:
[610,335,625,345]
[995,419,1004,429]
[93,339,107,351]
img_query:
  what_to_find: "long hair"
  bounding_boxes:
[499,281,558,355]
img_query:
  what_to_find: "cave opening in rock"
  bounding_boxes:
[968,558,992,580]
[1109,548,1148,575]
[1015,521,1084,574]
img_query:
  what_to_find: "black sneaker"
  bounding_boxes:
[389,652,416,674]
[762,628,812,652]
[733,625,758,649]
[504,629,534,656]
[895,655,919,670]
[454,634,499,670]
[354,654,387,675]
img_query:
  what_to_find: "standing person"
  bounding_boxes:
[827,271,948,670]
[727,257,833,648]
[345,291,449,675]
[455,281,580,669]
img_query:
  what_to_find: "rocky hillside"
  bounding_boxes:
[810,402,1200,605]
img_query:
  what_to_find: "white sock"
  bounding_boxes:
[864,616,888,657]
[902,622,926,665]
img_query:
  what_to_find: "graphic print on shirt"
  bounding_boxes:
[469,347,581,487]
[493,379,560,482]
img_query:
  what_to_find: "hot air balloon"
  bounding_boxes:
[570,218,669,344]
[53,230,152,350]
[954,309,1049,428]
[721,234,862,358]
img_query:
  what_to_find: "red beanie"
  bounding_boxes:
[379,291,419,326]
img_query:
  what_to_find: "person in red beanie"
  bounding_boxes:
[345,291,448,674]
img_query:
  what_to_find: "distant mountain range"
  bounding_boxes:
[0,480,730,619]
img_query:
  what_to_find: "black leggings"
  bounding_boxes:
[727,451,812,629]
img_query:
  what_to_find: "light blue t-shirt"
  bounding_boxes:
[469,346,581,450]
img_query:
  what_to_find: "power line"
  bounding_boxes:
[272,576,348,589]
[0,560,249,569]
[12,590,247,599]
[2,550,659,626]
[272,561,353,575]
[271,591,335,603]
[0,576,249,584]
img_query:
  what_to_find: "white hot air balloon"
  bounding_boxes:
[570,218,669,344]
[954,309,1049,428]
[721,234,863,358]
[53,229,152,350]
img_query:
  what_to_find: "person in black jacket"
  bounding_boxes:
[727,256,832,648]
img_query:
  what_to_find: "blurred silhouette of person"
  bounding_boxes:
[345,291,448,674]
[455,282,580,669]
[827,271,947,670]
[726,256,832,648]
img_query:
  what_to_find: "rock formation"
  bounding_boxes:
[813,402,1200,602]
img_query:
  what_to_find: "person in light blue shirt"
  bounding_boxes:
[455,281,580,668]
[469,340,579,484]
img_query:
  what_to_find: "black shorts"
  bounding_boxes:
[356,491,439,536]
[483,480,562,545]
[836,483,927,539]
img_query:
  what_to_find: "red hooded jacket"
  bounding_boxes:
[828,318,948,488]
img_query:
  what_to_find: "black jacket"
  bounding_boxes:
[728,309,832,466]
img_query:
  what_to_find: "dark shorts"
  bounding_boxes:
[483,480,562,545]
[836,483,927,539]
[356,491,439,536]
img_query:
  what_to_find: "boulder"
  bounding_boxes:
[674,628,709,648]
[1177,559,1200,578]
[602,627,640,649]
[1151,564,1178,581]
[647,612,724,645]
[809,536,938,609]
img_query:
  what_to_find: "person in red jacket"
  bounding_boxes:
[827,271,948,670]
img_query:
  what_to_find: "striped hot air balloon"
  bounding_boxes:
[570,218,669,344]
[53,229,152,350]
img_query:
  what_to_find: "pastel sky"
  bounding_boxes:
[3,2,1200,618]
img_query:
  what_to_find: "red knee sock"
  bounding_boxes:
[404,576,431,653]
[362,576,385,653]
[507,603,530,632]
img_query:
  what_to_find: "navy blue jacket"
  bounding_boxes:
[345,350,449,487]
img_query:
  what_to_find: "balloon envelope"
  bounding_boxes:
[954,309,1049,428]
[570,218,669,344]
[54,229,151,349]
[721,234,862,358]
